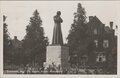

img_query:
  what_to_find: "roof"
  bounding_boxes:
[87,16,103,25]
[12,38,22,48]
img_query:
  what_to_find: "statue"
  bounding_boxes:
[46,11,70,72]
[52,11,63,45]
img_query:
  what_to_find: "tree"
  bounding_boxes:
[67,3,89,65]
[22,10,48,65]
[3,15,12,65]
[3,15,21,66]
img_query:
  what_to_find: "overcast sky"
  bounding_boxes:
[1,1,120,44]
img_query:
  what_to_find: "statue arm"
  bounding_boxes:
[60,18,63,23]
[54,16,63,23]
[54,16,58,22]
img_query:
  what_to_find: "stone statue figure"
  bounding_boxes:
[52,11,63,45]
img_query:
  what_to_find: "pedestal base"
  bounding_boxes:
[45,45,70,71]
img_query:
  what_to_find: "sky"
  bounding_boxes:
[1,1,120,44]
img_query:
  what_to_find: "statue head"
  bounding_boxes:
[57,11,61,16]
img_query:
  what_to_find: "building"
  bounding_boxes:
[11,36,22,65]
[86,16,117,72]
[11,36,22,49]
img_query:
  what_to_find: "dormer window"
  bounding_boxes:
[103,40,109,48]
[93,29,97,35]
[94,40,98,47]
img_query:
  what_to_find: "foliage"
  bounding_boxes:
[22,10,49,65]
[3,15,12,65]
[67,3,89,65]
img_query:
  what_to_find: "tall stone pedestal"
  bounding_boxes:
[45,45,70,71]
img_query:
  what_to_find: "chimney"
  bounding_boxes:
[14,36,17,40]
[89,16,94,22]
[110,21,113,29]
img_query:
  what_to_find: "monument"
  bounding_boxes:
[45,11,70,72]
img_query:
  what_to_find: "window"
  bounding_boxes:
[94,40,98,47]
[93,29,97,35]
[103,40,109,48]
[99,57,102,62]
[96,53,106,62]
